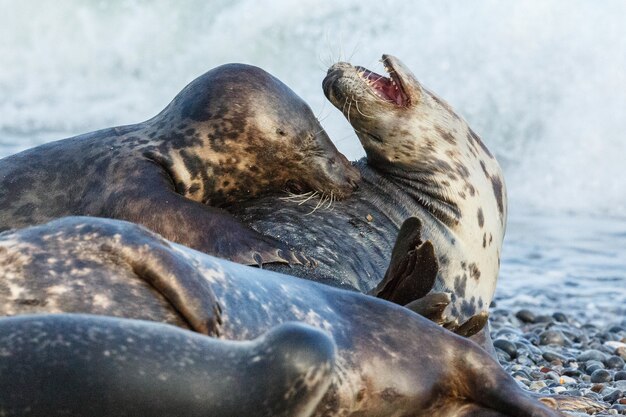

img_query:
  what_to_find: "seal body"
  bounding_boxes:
[233,55,507,331]
[0,315,335,417]
[0,217,559,417]
[0,63,359,266]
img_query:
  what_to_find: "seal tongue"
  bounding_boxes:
[355,66,406,106]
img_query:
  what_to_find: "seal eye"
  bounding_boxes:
[368,133,384,143]
[276,128,286,136]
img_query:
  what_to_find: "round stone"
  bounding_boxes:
[539,330,566,346]
[586,360,606,374]
[603,390,623,403]
[606,356,625,370]
[494,339,518,359]
[516,309,536,323]
[552,312,568,323]
[577,349,608,362]
[615,371,626,381]
[590,369,613,383]
[542,351,565,363]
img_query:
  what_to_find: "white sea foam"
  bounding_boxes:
[1,0,625,216]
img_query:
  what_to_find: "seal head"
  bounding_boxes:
[157,63,360,206]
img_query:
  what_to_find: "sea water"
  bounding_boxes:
[1,0,624,322]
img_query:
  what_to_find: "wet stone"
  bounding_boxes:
[539,330,566,346]
[615,371,626,381]
[586,360,606,374]
[494,339,518,359]
[607,356,626,370]
[604,390,624,403]
[542,351,565,363]
[590,369,613,383]
[552,312,569,323]
[563,368,583,378]
[608,325,626,334]
[578,349,608,362]
[516,309,536,323]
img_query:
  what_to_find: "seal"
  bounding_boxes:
[232,54,507,337]
[0,314,336,417]
[0,216,565,416]
[0,63,360,266]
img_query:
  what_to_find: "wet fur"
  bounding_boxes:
[0,63,359,266]
[0,216,560,417]
[233,55,507,330]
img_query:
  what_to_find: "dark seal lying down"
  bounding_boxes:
[0,216,563,417]
[0,315,335,417]
[0,63,359,266]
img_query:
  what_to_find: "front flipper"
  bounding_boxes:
[51,217,222,336]
[371,217,439,305]
[101,160,313,268]
[404,292,451,324]
[455,312,489,338]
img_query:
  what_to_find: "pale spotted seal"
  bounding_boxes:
[0,216,565,416]
[0,63,359,266]
[0,315,335,417]
[232,54,507,338]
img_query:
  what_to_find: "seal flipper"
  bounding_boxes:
[46,217,222,336]
[106,160,313,268]
[455,311,489,337]
[371,217,438,305]
[532,393,607,414]
[404,292,451,324]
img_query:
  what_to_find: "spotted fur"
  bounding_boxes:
[233,55,507,332]
[0,216,560,417]
[317,54,508,327]
[0,64,359,266]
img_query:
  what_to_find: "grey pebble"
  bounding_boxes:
[494,339,518,359]
[578,349,608,362]
[539,330,566,346]
[586,360,606,374]
[615,371,626,381]
[590,369,613,383]
[516,309,536,323]
[607,356,626,370]
[603,390,623,403]
[542,351,565,362]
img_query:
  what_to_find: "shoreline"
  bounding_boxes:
[490,306,626,415]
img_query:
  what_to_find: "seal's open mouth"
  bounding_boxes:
[354,61,409,106]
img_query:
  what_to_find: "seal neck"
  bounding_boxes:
[356,160,461,228]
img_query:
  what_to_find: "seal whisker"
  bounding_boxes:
[354,99,374,118]
[326,191,334,210]
[280,191,315,202]
[298,191,319,206]
[306,193,328,215]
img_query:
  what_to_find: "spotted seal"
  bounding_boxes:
[232,54,507,337]
[0,63,359,266]
[0,216,565,416]
[0,315,336,417]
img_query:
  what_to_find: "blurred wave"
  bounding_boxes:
[1,0,625,216]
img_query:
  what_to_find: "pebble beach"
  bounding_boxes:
[491,307,626,415]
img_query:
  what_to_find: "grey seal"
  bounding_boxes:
[0,216,564,417]
[232,54,507,337]
[0,63,359,266]
[0,314,335,417]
